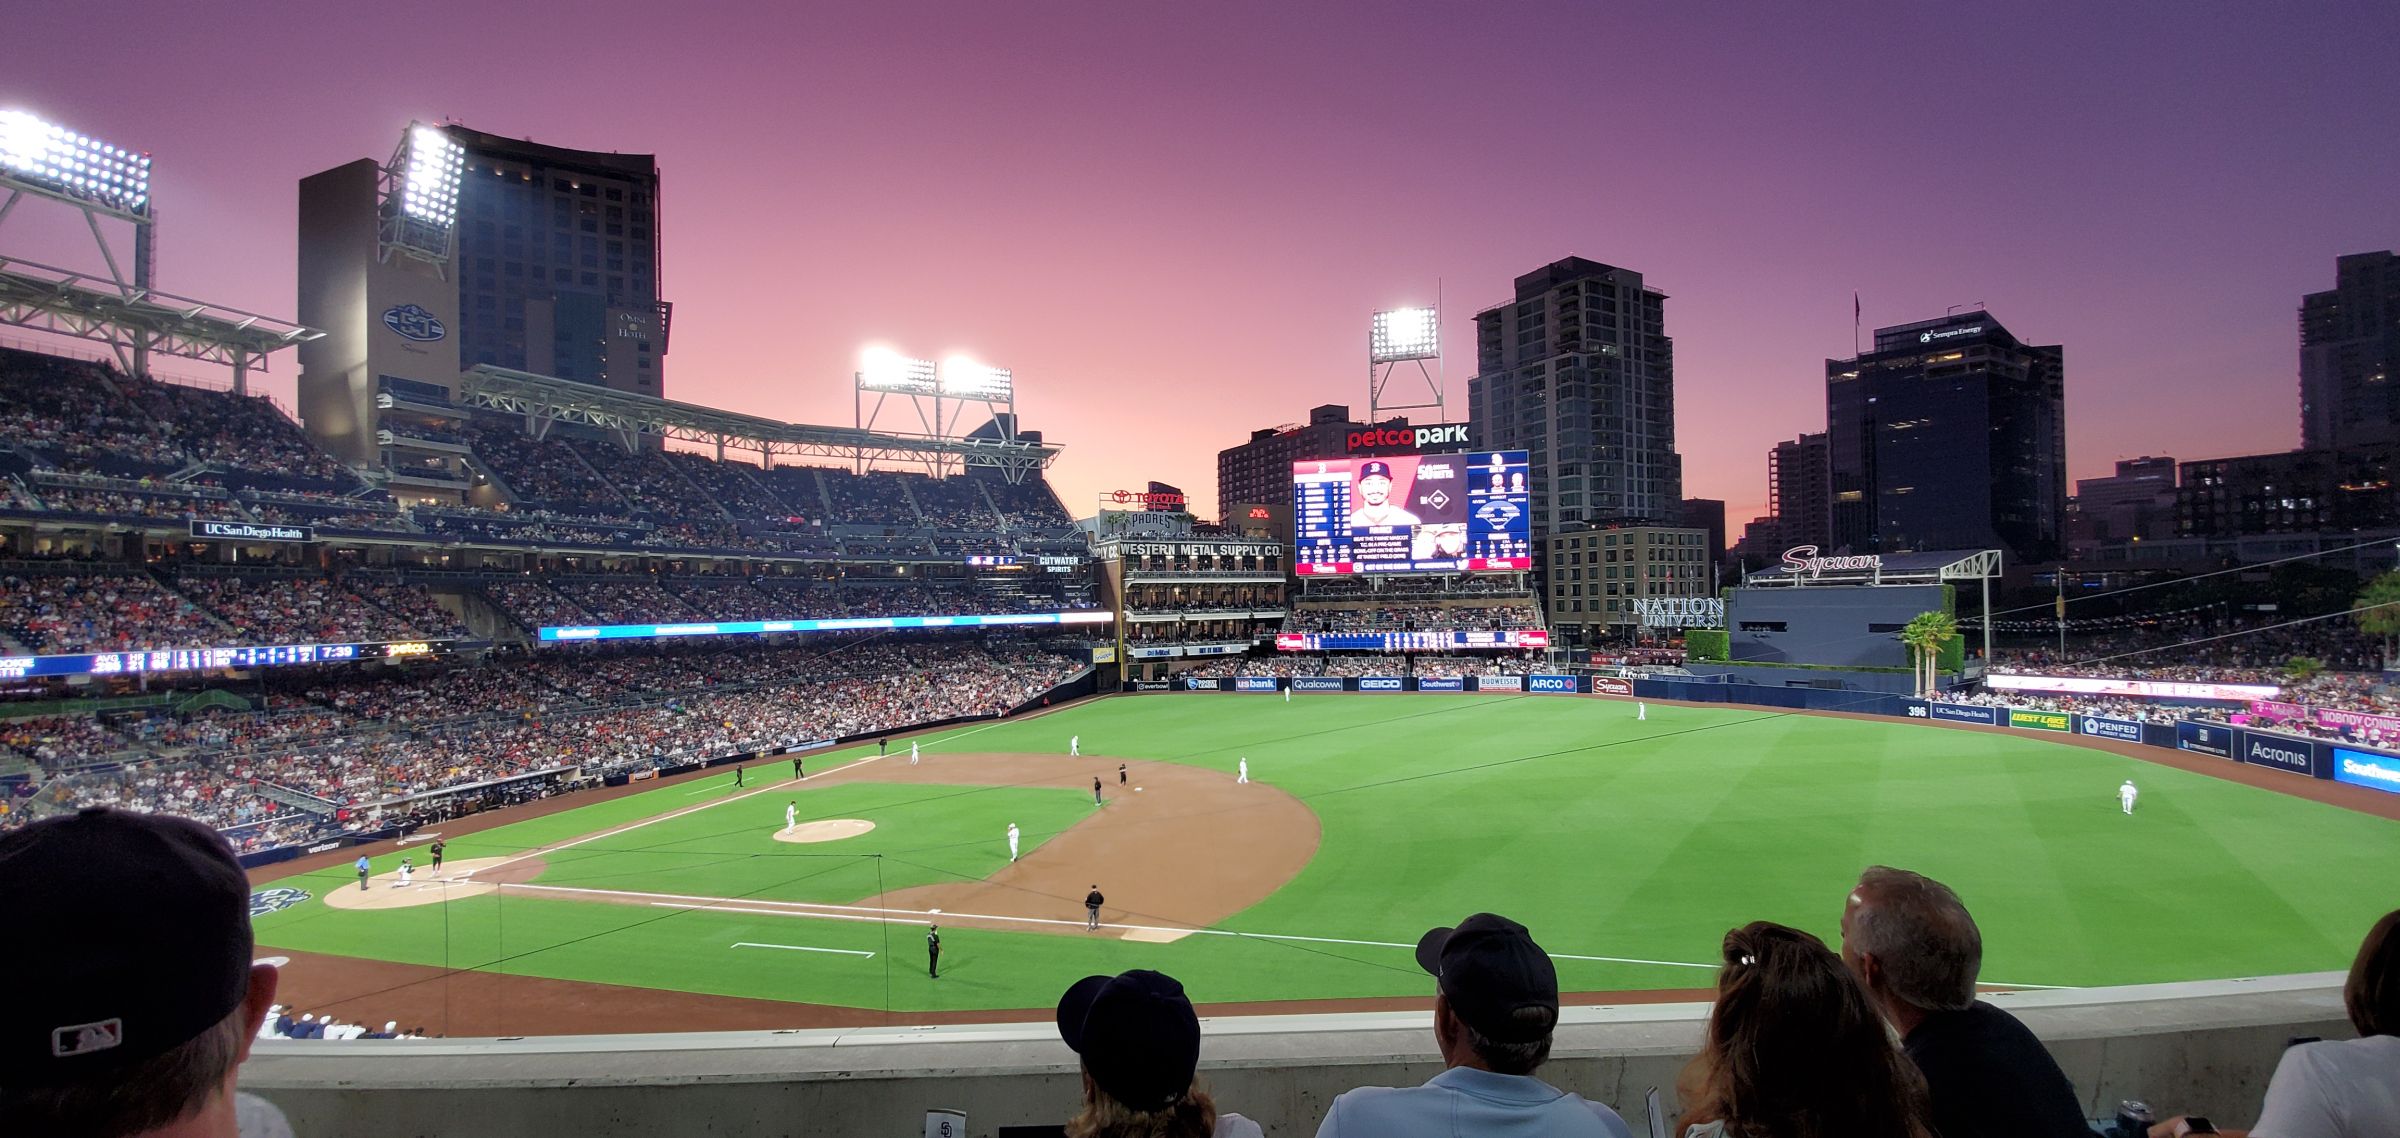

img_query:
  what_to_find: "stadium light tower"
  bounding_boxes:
[377,122,465,271]
[1369,303,1445,425]
[854,345,1020,478]
[0,108,157,295]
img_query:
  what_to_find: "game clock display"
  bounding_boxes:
[1292,450,1530,575]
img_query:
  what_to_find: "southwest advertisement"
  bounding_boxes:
[2333,748,2400,795]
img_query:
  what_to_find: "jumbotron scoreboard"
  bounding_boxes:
[1292,450,1531,575]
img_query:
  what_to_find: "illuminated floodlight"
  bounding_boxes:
[399,124,465,226]
[1370,307,1440,363]
[859,346,938,394]
[939,355,1014,400]
[0,109,154,216]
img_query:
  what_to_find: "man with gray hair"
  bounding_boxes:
[1840,866,2089,1138]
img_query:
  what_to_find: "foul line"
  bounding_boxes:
[483,757,882,873]
[731,941,875,959]
[508,880,1724,973]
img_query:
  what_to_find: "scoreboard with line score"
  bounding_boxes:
[1293,451,1531,575]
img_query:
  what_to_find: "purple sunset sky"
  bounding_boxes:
[8,1,2396,528]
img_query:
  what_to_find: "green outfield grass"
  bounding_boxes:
[251,694,2400,1016]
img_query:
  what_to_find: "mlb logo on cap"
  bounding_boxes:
[1360,461,1394,479]
[51,1018,123,1058]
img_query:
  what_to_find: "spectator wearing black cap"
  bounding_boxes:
[1055,969,1261,1138]
[1315,912,1632,1137]
[0,807,293,1138]
[1839,867,2087,1138]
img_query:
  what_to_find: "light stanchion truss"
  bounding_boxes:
[455,365,1060,482]
[0,255,321,385]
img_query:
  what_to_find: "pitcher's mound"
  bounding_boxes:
[775,819,876,844]
[320,857,542,911]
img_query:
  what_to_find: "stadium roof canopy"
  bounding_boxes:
[457,365,1060,481]
[0,255,320,386]
[1748,547,2003,586]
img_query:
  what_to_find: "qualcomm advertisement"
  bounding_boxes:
[2076,714,2145,743]
[1291,676,1348,692]
[541,609,1112,643]
[2175,720,2234,758]
[2239,731,2318,777]
[2333,748,2400,795]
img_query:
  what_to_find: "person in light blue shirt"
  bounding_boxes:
[1315,912,1632,1138]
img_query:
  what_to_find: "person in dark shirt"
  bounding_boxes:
[1839,866,2091,1138]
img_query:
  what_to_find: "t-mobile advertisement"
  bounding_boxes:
[1292,451,1531,574]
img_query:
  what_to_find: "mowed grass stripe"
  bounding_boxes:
[254,696,2400,1014]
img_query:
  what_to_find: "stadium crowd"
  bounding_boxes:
[2,638,1084,846]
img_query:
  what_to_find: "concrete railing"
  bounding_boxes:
[242,972,2353,1137]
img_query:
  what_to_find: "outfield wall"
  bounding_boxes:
[1142,674,2400,798]
[242,973,2351,1137]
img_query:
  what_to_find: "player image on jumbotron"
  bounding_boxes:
[1347,460,1422,529]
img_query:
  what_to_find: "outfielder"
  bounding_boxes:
[1007,822,1021,862]
[785,800,798,831]
[2119,780,2138,815]
[1637,702,1648,721]
[910,740,920,765]
[1070,734,1081,757]
[1283,684,1291,703]
[1237,757,1250,784]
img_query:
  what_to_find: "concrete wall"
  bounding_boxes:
[242,973,2352,1137]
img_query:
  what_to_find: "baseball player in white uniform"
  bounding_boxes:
[1237,757,1250,784]
[2119,780,2138,815]
[1283,685,1291,703]
[910,740,920,765]
[1007,822,1021,861]
[785,801,798,831]
[1070,734,1080,757]
[396,857,414,888]
[1637,702,1647,721]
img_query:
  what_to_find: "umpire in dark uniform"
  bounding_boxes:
[927,924,941,978]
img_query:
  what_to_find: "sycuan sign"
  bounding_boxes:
[1780,545,1882,578]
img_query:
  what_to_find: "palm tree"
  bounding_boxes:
[2354,570,2400,668]
[1901,610,1960,698]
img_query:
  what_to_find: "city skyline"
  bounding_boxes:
[6,2,2396,530]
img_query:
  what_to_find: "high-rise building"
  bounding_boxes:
[2177,447,2400,537]
[1469,256,1681,536]
[1766,432,1832,551]
[2067,456,2177,556]
[445,126,669,396]
[1542,523,1712,644]
[1215,404,1404,527]
[1679,497,1727,569]
[1826,311,2065,564]
[2301,251,2400,451]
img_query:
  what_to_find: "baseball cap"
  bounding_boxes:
[1360,461,1394,479]
[1055,970,1203,1111]
[1416,913,1559,1043]
[0,808,256,1082]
